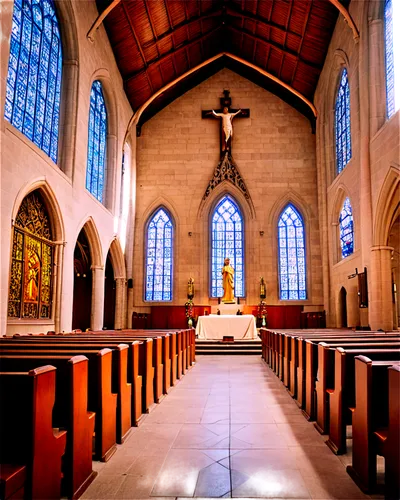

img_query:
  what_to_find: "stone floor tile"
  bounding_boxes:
[194,462,231,497]
[81,474,127,499]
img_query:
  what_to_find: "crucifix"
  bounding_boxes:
[202,90,250,154]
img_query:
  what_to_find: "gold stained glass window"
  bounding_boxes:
[8,191,54,319]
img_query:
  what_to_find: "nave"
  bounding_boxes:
[82,356,370,500]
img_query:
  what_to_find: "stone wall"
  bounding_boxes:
[131,69,323,312]
[314,0,400,329]
[0,0,134,335]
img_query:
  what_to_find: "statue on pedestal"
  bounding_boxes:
[221,258,235,303]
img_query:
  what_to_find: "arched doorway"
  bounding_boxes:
[339,287,348,328]
[103,251,116,329]
[72,229,92,331]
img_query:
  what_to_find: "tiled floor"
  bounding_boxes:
[82,356,373,500]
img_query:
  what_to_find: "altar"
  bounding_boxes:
[196,314,257,340]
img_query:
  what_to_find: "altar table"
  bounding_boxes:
[196,314,257,340]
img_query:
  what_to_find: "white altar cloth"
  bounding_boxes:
[196,314,257,340]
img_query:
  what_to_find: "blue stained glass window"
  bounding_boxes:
[385,0,400,118]
[339,197,354,259]
[211,196,244,298]
[4,0,62,163]
[145,208,173,301]
[86,81,107,203]
[335,68,352,174]
[278,204,307,300]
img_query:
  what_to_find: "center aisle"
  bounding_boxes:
[82,356,369,499]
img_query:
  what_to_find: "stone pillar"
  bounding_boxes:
[114,277,127,330]
[369,19,385,137]
[105,134,118,212]
[369,246,393,330]
[91,265,105,331]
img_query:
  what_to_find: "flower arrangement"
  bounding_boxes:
[185,299,194,327]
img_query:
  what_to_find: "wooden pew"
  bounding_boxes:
[0,349,117,462]
[346,358,400,499]
[327,348,400,455]
[314,340,400,434]
[0,355,96,499]
[0,465,26,500]
[0,366,67,499]
[0,343,131,445]
[2,338,149,422]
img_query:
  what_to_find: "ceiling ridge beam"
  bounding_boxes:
[125,51,317,139]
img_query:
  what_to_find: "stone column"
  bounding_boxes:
[114,277,127,330]
[91,265,105,331]
[105,134,118,212]
[369,19,385,137]
[369,246,393,330]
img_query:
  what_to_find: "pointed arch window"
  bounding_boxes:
[145,208,173,301]
[335,68,352,174]
[211,196,244,298]
[385,0,400,118]
[339,197,354,259]
[86,80,107,203]
[278,204,306,300]
[8,191,54,319]
[4,0,63,163]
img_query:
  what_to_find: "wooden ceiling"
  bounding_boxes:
[96,0,343,129]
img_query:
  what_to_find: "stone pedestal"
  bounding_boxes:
[211,302,244,315]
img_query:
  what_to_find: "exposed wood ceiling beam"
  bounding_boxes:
[87,0,121,42]
[228,24,321,71]
[125,26,221,84]
[225,4,302,42]
[278,0,294,79]
[328,0,359,41]
[126,51,317,137]
[139,8,223,52]
[290,0,313,84]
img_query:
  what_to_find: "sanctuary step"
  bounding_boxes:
[195,339,262,355]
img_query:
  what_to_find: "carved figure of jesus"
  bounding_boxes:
[221,257,235,303]
[211,107,241,151]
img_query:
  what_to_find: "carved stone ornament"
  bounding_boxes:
[202,151,251,202]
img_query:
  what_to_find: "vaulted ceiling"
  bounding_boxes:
[96,0,344,130]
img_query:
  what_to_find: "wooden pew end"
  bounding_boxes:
[0,465,26,500]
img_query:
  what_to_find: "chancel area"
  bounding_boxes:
[0,0,399,499]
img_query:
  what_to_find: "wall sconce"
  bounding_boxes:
[188,232,192,237]
[259,231,264,236]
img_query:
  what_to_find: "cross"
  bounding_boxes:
[202,90,250,154]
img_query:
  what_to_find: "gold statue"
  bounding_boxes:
[221,257,235,303]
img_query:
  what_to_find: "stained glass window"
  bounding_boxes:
[86,80,107,203]
[339,197,354,259]
[385,0,400,118]
[211,196,244,298]
[8,191,54,319]
[4,0,62,163]
[145,208,173,301]
[335,68,352,174]
[278,204,307,300]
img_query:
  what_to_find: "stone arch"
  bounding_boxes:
[338,286,348,328]
[330,184,356,263]
[104,238,127,330]
[269,191,312,303]
[197,180,255,221]
[7,180,65,333]
[86,70,119,211]
[75,216,103,268]
[107,238,126,279]
[373,165,400,246]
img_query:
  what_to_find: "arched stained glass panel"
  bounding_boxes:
[145,208,173,301]
[86,80,107,203]
[335,68,352,174]
[4,0,63,163]
[211,196,244,298]
[278,204,306,300]
[339,197,354,259]
[8,191,54,319]
[385,0,400,118]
